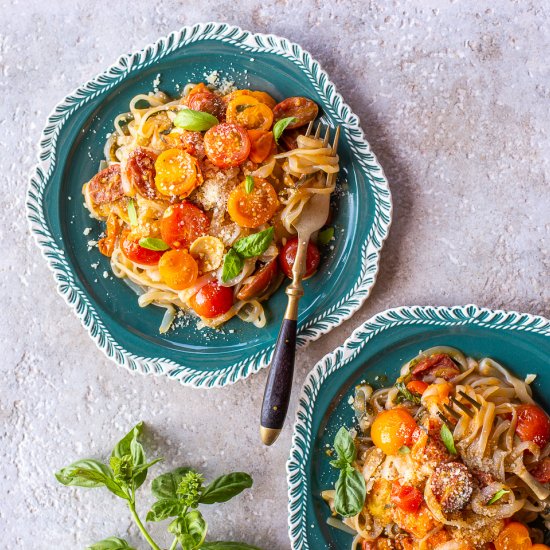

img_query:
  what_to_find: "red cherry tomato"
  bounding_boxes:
[189,281,234,319]
[186,91,225,120]
[516,405,550,448]
[279,237,320,279]
[391,482,424,513]
[203,123,251,168]
[160,202,210,250]
[120,232,164,265]
[272,97,319,129]
[126,147,160,199]
[87,164,124,205]
[531,457,550,483]
[406,380,429,396]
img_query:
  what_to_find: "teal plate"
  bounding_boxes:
[26,23,391,387]
[287,304,550,549]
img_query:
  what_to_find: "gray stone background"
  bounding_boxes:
[1,0,549,548]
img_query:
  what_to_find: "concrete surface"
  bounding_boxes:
[1,1,549,548]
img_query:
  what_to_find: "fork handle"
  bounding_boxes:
[260,317,297,445]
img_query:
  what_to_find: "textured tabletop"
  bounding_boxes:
[2,1,549,548]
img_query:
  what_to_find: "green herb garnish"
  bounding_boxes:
[56,422,259,550]
[273,117,297,143]
[440,423,458,455]
[395,381,421,405]
[245,175,254,194]
[221,249,244,283]
[329,427,366,518]
[138,238,170,251]
[127,199,138,227]
[174,108,219,131]
[233,227,274,258]
[487,489,509,505]
[398,446,411,455]
[318,227,334,246]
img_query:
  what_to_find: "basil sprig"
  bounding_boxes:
[139,237,170,251]
[487,488,509,505]
[244,175,254,194]
[273,117,297,143]
[395,380,421,405]
[174,108,219,131]
[127,199,138,227]
[221,227,275,282]
[440,423,458,455]
[55,422,258,550]
[329,427,366,518]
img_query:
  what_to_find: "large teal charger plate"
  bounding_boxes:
[26,23,392,387]
[287,304,550,548]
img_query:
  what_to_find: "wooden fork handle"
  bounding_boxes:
[260,317,297,445]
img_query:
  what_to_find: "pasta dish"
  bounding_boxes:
[323,347,550,549]
[82,81,339,331]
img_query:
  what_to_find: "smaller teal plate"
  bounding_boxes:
[287,304,550,549]
[26,23,392,388]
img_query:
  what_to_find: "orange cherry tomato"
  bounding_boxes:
[98,213,122,257]
[186,82,208,97]
[391,482,423,513]
[189,281,234,318]
[154,148,202,198]
[126,147,160,199]
[158,249,198,290]
[160,202,210,250]
[494,522,531,550]
[120,232,164,265]
[226,177,279,228]
[515,404,550,448]
[279,237,320,279]
[532,545,550,550]
[247,129,275,163]
[203,123,251,168]
[223,89,277,109]
[371,408,418,455]
[273,97,319,129]
[226,95,273,131]
[406,380,429,396]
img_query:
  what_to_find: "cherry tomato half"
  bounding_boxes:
[371,408,417,455]
[187,91,225,120]
[515,404,550,448]
[160,202,210,250]
[247,129,275,163]
[494,522,531,550]
[120,232,164,265]
[531,457,550,483]
[159,249,198,290]
[279,237,320,279]
[203,123,251,168]
[126,148,160,199]
[87,164,124,205]
[154,148,202,198]
[406,380,429,396]
[391,482,424,513]
[189,281,234,319]
[227,177,279,228]
[273,97,319,129]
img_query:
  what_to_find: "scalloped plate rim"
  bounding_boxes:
[286,303,550,548]
[26,21,392,388]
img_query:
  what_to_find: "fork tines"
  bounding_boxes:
[438,391,481,426]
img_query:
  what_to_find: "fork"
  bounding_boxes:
[260,122,340,445]
[437,390,481,428]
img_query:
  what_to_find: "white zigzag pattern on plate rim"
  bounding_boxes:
[26,22,392,388]
[286,304,550,549]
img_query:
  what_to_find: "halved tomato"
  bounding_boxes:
[120,232,164,265]
[189,281,234,318]
[158,249,198,290]
[223,89,277,109]
[87,164,124,205]
[226,95,273,131]
[279,237,320,279]
[126,147,159,199]
[515,404,550,448]
[273,97,319,129]
[227,177,279,228]
[154,148,202,198]
[187,91,225,120]
[160,202,210,250]
[247,129,275,163]
[203,123,251,168]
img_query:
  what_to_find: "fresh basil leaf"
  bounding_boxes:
[398,446,411,455]
[201,544,262,550]
[200,472,253,504]
[334,466,366,517]
[146,498,183,522]
[487,488,509,505]
[440,423,458,455]
[63,466,127,499]
[221,249,244,283]
[273,117,297,143]
[317,227,334,246]
[88,536,135,550]
[395,381,421,405]
[334,427,356,464]
[111,422,149,488]
[232,227,274,259]
[151,467,193,500]
[55,459,114,489]
[168,511,207,550]
[329,457,349,470]
[245,175,254,194]
[174,109,218,131]
[110,455,134,485]
[138,237,170,251]
[127,199,138,227]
